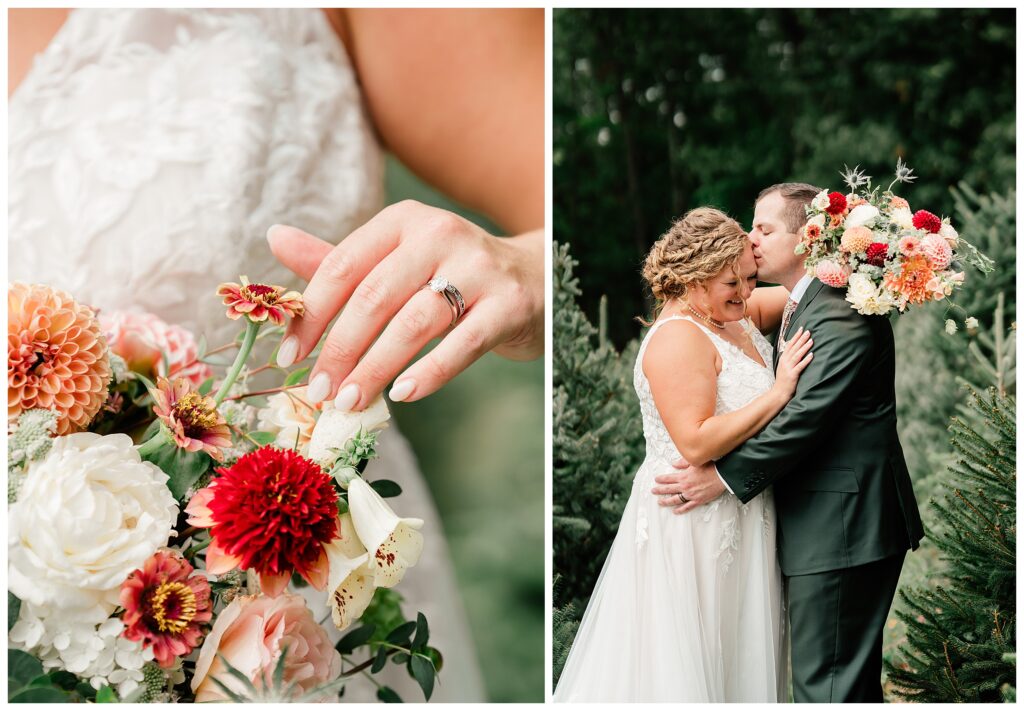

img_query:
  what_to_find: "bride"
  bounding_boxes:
[9,8,543,702]
[553,208,813,702]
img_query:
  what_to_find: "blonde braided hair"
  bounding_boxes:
[640,207,748,325]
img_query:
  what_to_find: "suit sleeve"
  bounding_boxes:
[716,300,873,504]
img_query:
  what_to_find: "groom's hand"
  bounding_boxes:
[651,457,726,514]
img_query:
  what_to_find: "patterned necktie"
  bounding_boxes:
[777,298,799,352]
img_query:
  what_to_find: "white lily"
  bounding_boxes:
[323,513,376,632]
[307,394,391,465]
[347,478,424,588]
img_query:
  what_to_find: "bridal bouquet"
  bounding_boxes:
[798,159,992,316]
[7,279,439,703]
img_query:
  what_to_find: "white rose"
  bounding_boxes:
[307,394,391,464]
[844,204,880,229]
[8,433,178,618]
[939,221,959,247]
[807,213,826,229]
[845,273,895,316]
[256,386,319,454]
[812,190,830,211]
[890,207,914,230]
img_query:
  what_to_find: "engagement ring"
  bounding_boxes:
[425,276,466,326]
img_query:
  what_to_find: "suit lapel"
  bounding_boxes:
[773,278,827,371]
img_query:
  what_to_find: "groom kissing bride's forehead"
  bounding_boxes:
[664,180,925,703]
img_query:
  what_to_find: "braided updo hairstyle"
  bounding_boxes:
[640,207,748,324]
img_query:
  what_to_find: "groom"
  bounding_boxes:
[653,183,924,703]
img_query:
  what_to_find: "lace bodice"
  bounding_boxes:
[9,8,384,346]
[633,314,776,463]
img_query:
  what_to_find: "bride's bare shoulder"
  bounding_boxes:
[641,317,718,380]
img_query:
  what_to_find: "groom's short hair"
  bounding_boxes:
[756,182,822,233]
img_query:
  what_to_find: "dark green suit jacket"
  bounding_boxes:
[717,279,924,576]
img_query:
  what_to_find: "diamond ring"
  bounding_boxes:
[424,277,466,326]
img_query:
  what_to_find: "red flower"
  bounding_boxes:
[912,210,942,234]
[825,191,847,216]
[152,377,232,461]
[120,550,213,668]
[865,242,889,267]
[186,447,339,596]
[217,276,304,326]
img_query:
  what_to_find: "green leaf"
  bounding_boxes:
[46,671,78,691]
[371,646,389,674]
[8,592,21,632]
[9,686,67,703]
[386,620,416,647]
[198,376,215,395]
[95,686,117,703]
[283,367,311,388]
[411,612,429,650]
[8,649,43,688]
[392,652,409,665]
[410,654,435,701]
[247,431,277,446]
[140,418,163,442]
[27,675,54,688]
[335,624,376,655]
[141,443,212,500]
[369,479,403,498]
[376,686,402,703]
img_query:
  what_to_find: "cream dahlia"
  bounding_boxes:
[8,282,112,434]
[216,276,304,326]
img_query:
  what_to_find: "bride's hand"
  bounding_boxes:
[772,327,814,400]
[266,201,544,410]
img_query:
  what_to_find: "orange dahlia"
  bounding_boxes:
[8,283,112,434]
[120,550,213,668]
[884,255,935,306]
[152,377,232,460]
[216,276,303,326]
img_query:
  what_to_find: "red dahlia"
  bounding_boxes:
[187,446,339,596]
[912,210,942,234]
[825,191,847,216]
[865,242,889,267]
[120,550,212,668]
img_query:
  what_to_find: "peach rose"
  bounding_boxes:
[191,593,341,702]
[99,310,212,387]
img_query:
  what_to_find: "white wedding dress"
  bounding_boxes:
[8,8,485,702]
[554,315,787,703]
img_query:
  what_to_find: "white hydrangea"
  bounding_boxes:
[9,601,153,698]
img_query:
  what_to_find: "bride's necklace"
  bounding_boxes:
[687,304,725,330]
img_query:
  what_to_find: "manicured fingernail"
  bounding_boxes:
[266,224,285,242]
[276,336,298,368]
[389,379,416,402]
[307,372,331,403]
[334,383,360,411]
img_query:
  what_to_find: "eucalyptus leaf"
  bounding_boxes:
[371,646,389,674]
[410,654,435,701]
[376,686,402,703]
[411,612,429,650]
[369,479,402,499]
[385,620,416,647]
[335,624,376,655]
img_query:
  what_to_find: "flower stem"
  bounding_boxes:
[184,538,211,558]
[214,321,260,407]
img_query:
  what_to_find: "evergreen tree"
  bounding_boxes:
[552,242,644,613]
[551,575,580,685]
[885,386,1016,702]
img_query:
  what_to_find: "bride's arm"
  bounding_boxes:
[745,285,790,334]
[644,320,814,465]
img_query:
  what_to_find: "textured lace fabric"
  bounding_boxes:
[8,9,486,701]
[9,8,384,348]
[554,314,787,702]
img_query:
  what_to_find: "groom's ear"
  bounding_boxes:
[266,225,335,282]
